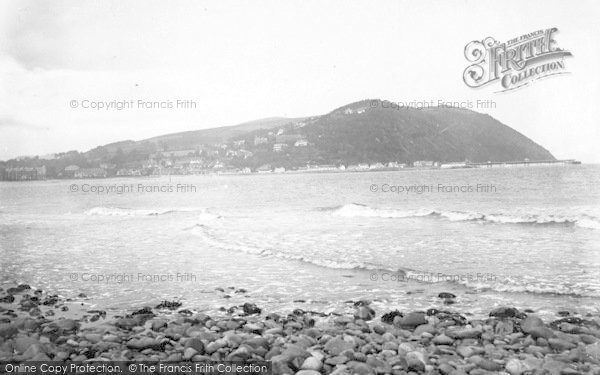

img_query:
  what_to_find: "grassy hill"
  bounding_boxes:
[304,100,554,163]
[1,99,556,175]
[230,99,554,168]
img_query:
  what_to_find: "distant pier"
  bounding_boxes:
[464,159,581,169]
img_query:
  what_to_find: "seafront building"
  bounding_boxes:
[0,156,582,181]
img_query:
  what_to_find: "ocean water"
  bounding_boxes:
[1,165,599,319]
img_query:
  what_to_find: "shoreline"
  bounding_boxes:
[1,284,599,374]
[0,161,584,183]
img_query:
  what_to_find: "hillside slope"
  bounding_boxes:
[264,100,554,165]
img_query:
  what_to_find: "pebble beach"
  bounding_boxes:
[1,284,600,375]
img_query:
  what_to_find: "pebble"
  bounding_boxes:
[406,351,426,372]
[447,328,482,339]
[14,337,40,353]
[325,355,348,365]
[505,358,527,375]
[495,320,514,335]
[183,347,197,360]
[470,356,502,371]
[184,338,204,353]
[295,371,321,375]
[115,318,138,330]
[349,363,374,375]
[414,323,436,335]
[432,334,454,345]
[398,342,415,353]
[521,315,544,333]
[398,312,427,329]
[151,319,167,331]
[324,337,355,355]
[548,338,576,351]
[354,306,375,321]
[0,323,17,339]
[301,356,322,371]
[456,346,483,358]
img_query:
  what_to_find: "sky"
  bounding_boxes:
[0,0,599,162]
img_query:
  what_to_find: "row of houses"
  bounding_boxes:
[0,166,47,181]
[254,134,309,148]
[3,158,579,181]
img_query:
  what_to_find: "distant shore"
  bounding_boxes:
[0,159,582,182]
[1,284,599,374]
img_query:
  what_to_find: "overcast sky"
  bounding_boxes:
[0,0,599,162]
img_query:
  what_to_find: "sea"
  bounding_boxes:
[1,165,599,320]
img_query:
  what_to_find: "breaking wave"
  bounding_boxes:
[327,203,600,229]
[186,223,598,298]
[84,206,206,217]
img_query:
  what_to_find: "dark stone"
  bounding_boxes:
[381,310,403,324]
[115,318,139,330]
[426,308,441,316]
[0,295,15,303]
[438,292,456,299]
[53,318,79,332]
[155,300,182,310]
[42,296,59,305]
[127,337,167,350]
[354,306,375,321]
[17,284,31,291]
[549,317,586,329]
[242,303,262,315]
[266,313,281,321]
[489,306,519,319]
[131,306,154,316]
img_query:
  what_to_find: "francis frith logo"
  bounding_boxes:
[463,27,572,92]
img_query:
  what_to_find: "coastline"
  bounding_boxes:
[0,160,583,183]
[1,284,599,374]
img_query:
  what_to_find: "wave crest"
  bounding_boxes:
[84,206,205,217]
[328,204,600,229]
